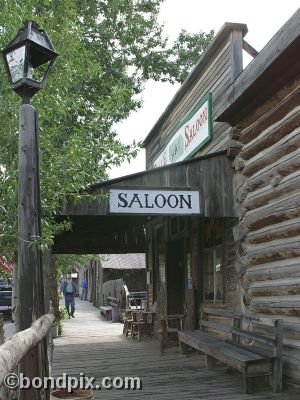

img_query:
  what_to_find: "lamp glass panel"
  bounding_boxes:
[30,30,51,50]
[6,46,26,83]
[29,60,51,83]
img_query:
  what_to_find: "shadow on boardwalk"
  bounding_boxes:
[52,300,297,400]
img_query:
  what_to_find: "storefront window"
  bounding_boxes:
[203,219,224,302]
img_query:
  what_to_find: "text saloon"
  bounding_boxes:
[153,93,212,168]
[109,190,201,215]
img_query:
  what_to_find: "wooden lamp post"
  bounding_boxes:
[2,21,58,400]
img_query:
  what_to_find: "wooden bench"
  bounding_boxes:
[178,308,283,394]
[100,306,112,320]
[107,296,120,322]
[100,297,121,321]
[107,296,120,308]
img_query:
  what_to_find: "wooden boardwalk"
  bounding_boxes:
[52,300,297,400]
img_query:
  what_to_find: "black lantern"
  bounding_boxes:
[1,21,58,103]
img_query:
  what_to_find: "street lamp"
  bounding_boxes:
[2,21,58,400]
[2,20,58,103]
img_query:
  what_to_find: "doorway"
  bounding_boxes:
[166,239,185,315]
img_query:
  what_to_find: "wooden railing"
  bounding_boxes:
[0,312,55,387]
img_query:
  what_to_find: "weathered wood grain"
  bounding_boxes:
[242,40,259,58]
[219,25,300,389]
[246,217,300,244]
[246,258,300,282]
[243,170,299,209]
[241,151,300,195]
[230,30,243,82]
[242,191,300,231]
[237,86,300,145]
[242,128,300,178]
[239,106,300,161]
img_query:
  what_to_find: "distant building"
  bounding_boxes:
[78,254,145,308]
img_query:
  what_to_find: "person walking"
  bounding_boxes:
[81,278,88,300]
[63,278,77,318]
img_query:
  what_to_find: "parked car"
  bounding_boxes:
[0,279,12,315]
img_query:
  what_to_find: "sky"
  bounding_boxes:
[109,0,300,179]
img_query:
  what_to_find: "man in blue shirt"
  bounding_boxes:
[81,279,88,301]
[63,278,77,318]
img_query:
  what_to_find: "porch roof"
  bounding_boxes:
[53,151,236,254]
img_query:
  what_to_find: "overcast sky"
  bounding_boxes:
[109,1,300,179]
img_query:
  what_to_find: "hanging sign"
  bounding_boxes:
[153,93,212,168]
[109,189,200,215]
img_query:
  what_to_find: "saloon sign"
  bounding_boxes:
[153,93,212,168]
[109,189,200,215]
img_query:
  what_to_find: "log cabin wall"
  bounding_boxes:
[229,81,300,390]
[143,11,300,388]
[215,10,300,387]
[144,24,247,167]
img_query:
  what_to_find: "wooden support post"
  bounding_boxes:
[18,104,48,400]
[242,39,259,58]
[232,314,241,344]
[243,373,254,395]
[273,319,283,392]
[230,29,244,82]
[43,250,52,315]
[179,340,189,356]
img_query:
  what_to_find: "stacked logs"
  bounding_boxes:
[230,83,300,388]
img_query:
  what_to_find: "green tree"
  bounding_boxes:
[0,0,214,258]
[54,254,101,277]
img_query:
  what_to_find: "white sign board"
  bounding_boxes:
[109,189,200,215]
[153,93,212,168]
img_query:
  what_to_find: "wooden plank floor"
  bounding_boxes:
[52,300,298,400]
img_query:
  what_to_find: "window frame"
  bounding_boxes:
[202,218,225,304]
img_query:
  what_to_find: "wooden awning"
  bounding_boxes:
[53,151,236,254]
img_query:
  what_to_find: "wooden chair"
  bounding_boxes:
[143,302,157,338]
[123,310,134,337]
[159,314,185,353]
[131,311,145,341]
[143,311,156,337]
